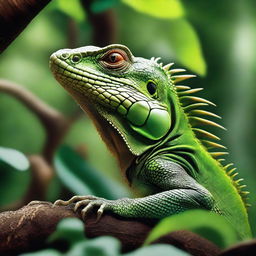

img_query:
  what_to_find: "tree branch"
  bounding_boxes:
[0,79,71,162]
[0,201,221,256]
[0,0,52,53]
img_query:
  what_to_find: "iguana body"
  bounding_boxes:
[50,44,251,239]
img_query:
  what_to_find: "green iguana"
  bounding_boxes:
[50,44,251,239]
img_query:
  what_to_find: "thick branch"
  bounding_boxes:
[0,0,52,53]
[0,79,71,162]
[0,201,220,256]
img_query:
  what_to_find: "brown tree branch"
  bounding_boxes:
[0,0,52,53]
[0,201,221,256]
[67,18,79,48]
[0,79,74,204]
[0,79,71,162]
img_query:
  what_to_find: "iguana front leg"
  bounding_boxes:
[55,159,214,220]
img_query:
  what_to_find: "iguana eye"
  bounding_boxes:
[101,49,128,69]
[147,82,157,95]
[108,52,124,63]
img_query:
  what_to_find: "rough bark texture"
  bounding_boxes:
[0,201,221,256]
[0,0,52,53]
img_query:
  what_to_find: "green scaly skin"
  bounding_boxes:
[50,44,251,239]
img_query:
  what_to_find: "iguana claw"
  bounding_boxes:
[54,195,110,221]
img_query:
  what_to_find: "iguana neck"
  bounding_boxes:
[135,93,200,176]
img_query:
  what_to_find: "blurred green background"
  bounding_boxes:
[0,0,255,238]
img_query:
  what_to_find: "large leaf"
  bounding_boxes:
[145,210,239,248]
[54,145,130,199]
[55,0,85,22]
[48,218,85,246]
[121,0,184,19]
[0,147,30,206]
[68,236,121,256]
[124,244,189,256]
[168,18,206,76]
[0,146,29,171]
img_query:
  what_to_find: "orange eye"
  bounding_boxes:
[106,52,124,63]
[101,49,129,69]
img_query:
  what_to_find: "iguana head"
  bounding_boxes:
[50,44,179,163]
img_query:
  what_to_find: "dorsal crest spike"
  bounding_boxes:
[163,63,174,71]
[171,74,196,83]
[183,103,209,112]
[180,96,216,107]
[154,57,161,63]
[231,172,239,179]
[210,152,229,158]
[177,88,203,95]
[224,163,234,170]
[201,140,227,150]
[192,128,221,141]
[227,168,237,175]
[169,68,186,74]
[175,85,191,91]
[235,178,244,185]
[188,116,227,130]
[188,109,221,119]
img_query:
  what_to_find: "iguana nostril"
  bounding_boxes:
[60,53,70,60]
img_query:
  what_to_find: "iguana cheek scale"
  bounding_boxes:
[50,44,251,239]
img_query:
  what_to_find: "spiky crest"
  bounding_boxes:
[159,63,249,206]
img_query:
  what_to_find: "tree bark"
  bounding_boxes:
[0,201,221,256]
[0,0,52,53]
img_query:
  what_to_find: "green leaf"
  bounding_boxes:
[20,249,61,256]
[168,18,206,76]
[48,218,86,246]
[145,210,239,249]
[123,244,190,256]
[68,236,121,256]
[121,0,184,19]
[0,146,29,171]
[55,0,85,22]
[0,148,30,206]
[54,145,130,199]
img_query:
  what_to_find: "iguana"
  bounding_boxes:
[50,44,251,239]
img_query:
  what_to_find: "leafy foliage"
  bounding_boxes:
[121,0,184,19]
[167,18,206,75]
[0,146,29,171]
[54,145,130,199]
[0,147,30,206]
[20,218,189,256]
[145,210,239,248]
[53,0,86,22]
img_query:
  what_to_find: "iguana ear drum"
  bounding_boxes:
[126,101,171,140]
